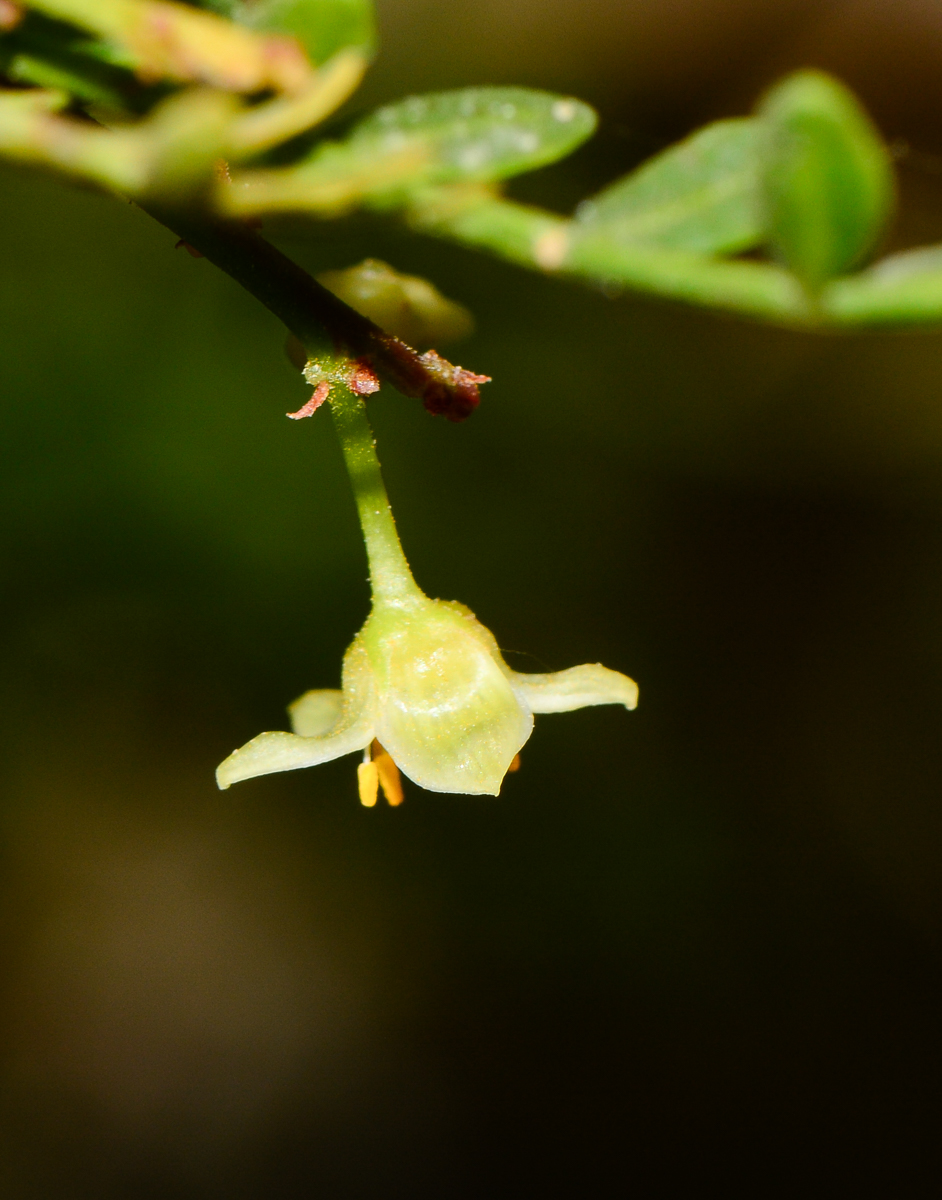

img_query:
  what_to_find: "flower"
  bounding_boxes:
[216,593,638,798]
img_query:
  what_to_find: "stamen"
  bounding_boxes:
[372,740,404,806]
[357,760,379,806]
[508,753,521,773]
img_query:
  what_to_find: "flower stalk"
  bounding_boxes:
[327,383,422,606]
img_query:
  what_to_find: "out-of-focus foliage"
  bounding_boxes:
[225,87,597,216]
[825,244,942,324]
[205,0,376,65]
[25,0,314,91]
[572,118,763,256]
[6,0,942,330]
[758,70,895,291]
[317,258,474,346]
[0,8,160,110]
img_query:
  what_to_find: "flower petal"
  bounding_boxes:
[362,600,532,795]
[288,689,344,737]
[216,643,376,789]
[510,663,639,713]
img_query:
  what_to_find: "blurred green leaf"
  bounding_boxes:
[226,47,366,158]
[758,70,894,291]
[28,0,315,94]
[822,244,942,325]
[353,87,596,191]
[406,185,810,324]
[0,82,238,198]
[572,118,764,255]
[564,236,810,322]
[407,187,572,269]
[202,0,375,65]
[0,11,154,112]
[225,86,596,215]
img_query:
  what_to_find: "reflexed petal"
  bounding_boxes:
[510,663,639,713]
[289,689,344,736]
[215,725,371,788]
[216,643,376,789]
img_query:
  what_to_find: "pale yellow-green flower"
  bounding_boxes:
[218,380,637,801]
[216,593,638,797]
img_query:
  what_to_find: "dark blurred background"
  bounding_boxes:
[3,0,942,1194]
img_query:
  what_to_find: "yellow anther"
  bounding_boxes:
[357,760,379,806]
[372,740,404,806]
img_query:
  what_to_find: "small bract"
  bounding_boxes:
[216,594,638,797]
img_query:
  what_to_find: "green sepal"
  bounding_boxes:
[758,69,895,291]
[201,0,376,65]
[572,117,764,255]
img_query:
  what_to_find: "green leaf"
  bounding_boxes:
[406,186,809,324]
[564,236,810,323]
[236,87,596,212]
[28,0,319,94]
[758,69,895,291]
[572,118,764,255]
[822,245,942,325]
[361,88,595,187]
[202,0,376,65]
[0,11,156,113]
[408,187,571,270]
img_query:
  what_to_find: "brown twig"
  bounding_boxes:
[145,205,488,420]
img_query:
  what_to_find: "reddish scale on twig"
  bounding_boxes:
[349,359,380,396]
[419,351,490,420]
[154,218,489,421]
[286,380,330,419]
[374,339,490,421]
